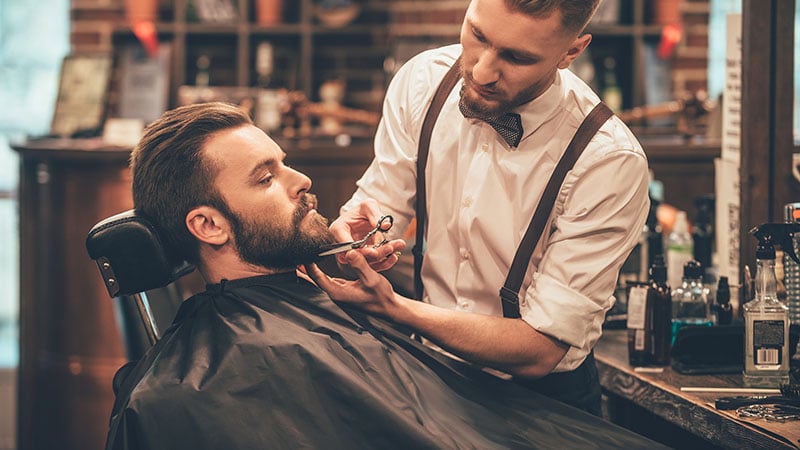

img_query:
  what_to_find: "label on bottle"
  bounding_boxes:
[752,320,784,365]
[634,328,645,351]
[627,286,648,330]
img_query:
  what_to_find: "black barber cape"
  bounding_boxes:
[106,272,664,450]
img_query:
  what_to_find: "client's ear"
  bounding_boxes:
[186,206,230,246]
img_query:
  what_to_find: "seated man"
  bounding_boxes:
[105,102,664,449]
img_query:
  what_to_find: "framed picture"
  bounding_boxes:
[117,43,171,123]
[50,53,113,137]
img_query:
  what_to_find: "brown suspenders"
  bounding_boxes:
[412,56,614,318]
[413,58,463,301]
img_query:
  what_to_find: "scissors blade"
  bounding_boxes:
[317,242,357,257]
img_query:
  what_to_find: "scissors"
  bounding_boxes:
[318,215,394,257]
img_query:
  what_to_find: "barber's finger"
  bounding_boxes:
[305,263,342,291]
[343,251,384,287]
[357,198,383,221]
[369,252,401,272]
[357,239,406,260]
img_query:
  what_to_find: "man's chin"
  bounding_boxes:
[462,92,504,117]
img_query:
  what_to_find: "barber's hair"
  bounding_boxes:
[130,102,252,264]
[505,0,601,35]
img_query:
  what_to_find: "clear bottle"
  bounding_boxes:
[667,211,693,289]
[671,259,712,344]
[743,232,790,387]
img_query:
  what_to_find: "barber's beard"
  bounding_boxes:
[230,196,335,270]
[459,83,537,118]
[458,66,546,118]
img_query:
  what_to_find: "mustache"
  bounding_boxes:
[293,193,321,225]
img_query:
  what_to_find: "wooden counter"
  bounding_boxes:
[13,138,132,450]
[596,329,799,449]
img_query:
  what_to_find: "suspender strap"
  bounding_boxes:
[413,57,461,300]
[499,102,613,318]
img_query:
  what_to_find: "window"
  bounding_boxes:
[708,0,800,144]
[0,0,69,367]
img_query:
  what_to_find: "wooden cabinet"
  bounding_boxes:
[645,141,720,215]
[585,0,672,111]
[13,139,131,450]
[109,0,676,115]
[112,0,389,111]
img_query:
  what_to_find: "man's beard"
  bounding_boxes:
[458,64,543,118]
[229,195,336,270]
[459,83,525,118]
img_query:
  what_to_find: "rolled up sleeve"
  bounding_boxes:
[522,272,611,370]
[520,144,649,371]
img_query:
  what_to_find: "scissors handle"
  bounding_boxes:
[317,214,394,257]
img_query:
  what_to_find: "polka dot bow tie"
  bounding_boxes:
[459,100,523,147]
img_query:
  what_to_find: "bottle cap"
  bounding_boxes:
[716,276,730,305]
[682,259,703,279]
[649,253,667,284]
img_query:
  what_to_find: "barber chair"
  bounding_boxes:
[86,210,193,360]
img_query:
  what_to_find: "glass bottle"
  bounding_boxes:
[667,211,693,289]
[671,259,712,344]
[743,236,790,387]
[627,282,651,366]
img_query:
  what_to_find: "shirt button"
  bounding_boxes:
[461,249,470,260]
[481,143,489,152]
[463,197,473,208]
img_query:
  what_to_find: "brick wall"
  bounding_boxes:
[69,0,710,112]
[674,0,710,96]
[70,0,125,52]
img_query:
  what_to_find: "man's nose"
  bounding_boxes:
[289,166,312,198]
[471,50,500,85]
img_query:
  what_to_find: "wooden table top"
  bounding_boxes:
[595,329,800,449]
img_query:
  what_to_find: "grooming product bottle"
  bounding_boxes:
[784,203,800,328]
[667,211,693,289]
[743,223,799,387]
[648,254,672,365]
[671,259,711,344]
[693,195,718,301]
[692,194,715,271]
[646,199,663,274]
[715,276,733,325]
[627,282,651,366]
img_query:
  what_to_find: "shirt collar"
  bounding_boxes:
[512,69,566,144]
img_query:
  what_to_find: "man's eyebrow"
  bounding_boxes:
[469,19,541,61]
[248,152,286,179]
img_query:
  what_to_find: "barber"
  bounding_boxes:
[310,0,649,415]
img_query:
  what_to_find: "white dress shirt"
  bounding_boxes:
[342,44,650,371]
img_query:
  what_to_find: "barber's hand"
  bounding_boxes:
[330,198,406,272]
[330,198,382,241]
[306,251,398,317]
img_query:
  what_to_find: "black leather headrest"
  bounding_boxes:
[86,210,194,297]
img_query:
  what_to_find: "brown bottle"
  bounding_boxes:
[648,254,672,365]
[627,281,652,366]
